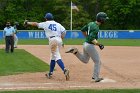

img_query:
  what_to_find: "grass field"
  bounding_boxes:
[0,89,140,93]
[16,39,140,46]
[0,49,49,76]
[0,39,140,46]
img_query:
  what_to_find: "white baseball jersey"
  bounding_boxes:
[37,20,66,38]
[37,20,66,61]
[4,26,15,36]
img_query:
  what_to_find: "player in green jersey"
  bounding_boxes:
[66,12,109,82]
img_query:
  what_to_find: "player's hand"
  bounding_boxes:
[99,44,104,50]
[62,43,64,48]
[23,20,29,27]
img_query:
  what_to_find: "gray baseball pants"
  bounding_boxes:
[75,42,101,80]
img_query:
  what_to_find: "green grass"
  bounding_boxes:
[1,39,140,46]
[0,89,140,93]
[0,39,48,45]
[99,39,140,46]
[0,49,49,76]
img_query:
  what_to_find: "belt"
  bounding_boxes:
[86,41,95,45]
[50,36,56,38]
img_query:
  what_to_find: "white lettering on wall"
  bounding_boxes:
[114,31,118,38]
[28,32,34,38]
[28,32,46,38]
[99,31,103,38]
[98,31,118,38]
[104,31,109,38]
[40,32,45,38]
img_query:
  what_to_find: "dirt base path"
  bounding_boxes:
[0,45,140,90]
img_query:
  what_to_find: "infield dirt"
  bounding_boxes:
[0,45,140,90]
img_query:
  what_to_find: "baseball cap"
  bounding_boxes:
[44,13,54,20]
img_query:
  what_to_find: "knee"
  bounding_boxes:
[94,60,101,65]
[82,59,89,64]
[83,61,88,64]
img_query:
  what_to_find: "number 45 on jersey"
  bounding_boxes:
[48,24,57,31]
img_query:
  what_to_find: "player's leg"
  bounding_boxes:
[56,58,69,81]
[55,37,70,80]
[14,34,18,48]
[49,39,57,53]
[47,38,58,75]
[56,58,70,81]
[46,39,58,78]
[10,36,14,53]
[50,60,56,73]
[47,37,69,80]
[5,36,9,53]
[54,37,66,71]
[86,44,103,82]
[51,45,65,72]
[46,59,56,79]
[66,42,90,63]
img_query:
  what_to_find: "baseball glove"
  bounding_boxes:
[99,44,104,50]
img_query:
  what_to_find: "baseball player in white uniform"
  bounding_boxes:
[24,13,70,81]
[13,22,19,48]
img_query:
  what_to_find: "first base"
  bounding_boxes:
[100,78,116,83]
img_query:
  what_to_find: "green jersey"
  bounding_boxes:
[81,22,99,44]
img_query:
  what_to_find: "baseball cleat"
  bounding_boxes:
[65,47,78,54]
[14,46,17,48]
[64,69,70,81]
[92,77,103,82]
[45,73,52,79]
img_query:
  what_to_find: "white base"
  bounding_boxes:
[100,78,116,83]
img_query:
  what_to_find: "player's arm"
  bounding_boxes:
[92,39,100,46]
[60,25,66,47]
[81,25,88,37]
[61,31,66,39]
[92,39,104,50]
[24,20,39,27]
[60,25,66,40]
[26,22,38,27]
[82,31,87,37]
[61,32,65,47]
